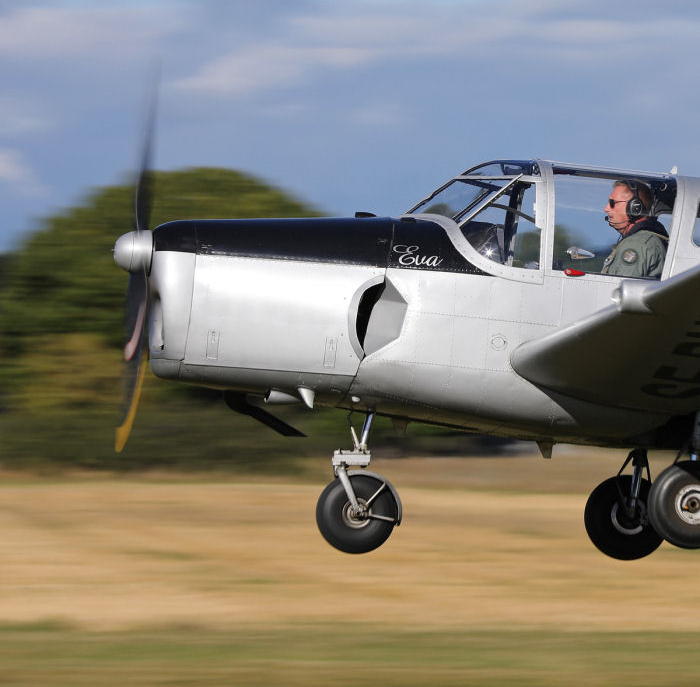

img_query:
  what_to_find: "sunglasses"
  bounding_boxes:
[607,198,627,208]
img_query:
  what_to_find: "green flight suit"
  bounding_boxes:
[602,221,668,279]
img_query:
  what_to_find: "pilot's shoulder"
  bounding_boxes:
[634,230,668,248]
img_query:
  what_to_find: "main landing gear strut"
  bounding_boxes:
[316,411,402,554]
[585,411,700,560]
[647,411,700,550]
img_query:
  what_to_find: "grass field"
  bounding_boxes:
[0,449,697,685]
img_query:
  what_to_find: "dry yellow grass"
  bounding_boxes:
[0,449,695,633]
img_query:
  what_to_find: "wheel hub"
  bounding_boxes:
[342,498,371,529]
[675,485,700,525]
[611,501,645,535]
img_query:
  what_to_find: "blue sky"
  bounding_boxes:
[2,0,700,252]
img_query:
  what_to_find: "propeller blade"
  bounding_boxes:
[115,70,159,452]
[122,269,148,363]
[115,350,148,453]
[115,270,149,452]
[134,77,157,234]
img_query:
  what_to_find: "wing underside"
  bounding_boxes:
[511,265,700,415]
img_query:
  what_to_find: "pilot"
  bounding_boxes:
[602,180,668,278]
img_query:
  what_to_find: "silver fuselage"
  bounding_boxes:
[143,160,700,448]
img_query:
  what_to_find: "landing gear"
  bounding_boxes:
[316,411,402,554]
[316,473,399,553]
[584,449,662,560]
[648,410,700,550]
[648,462,700,549]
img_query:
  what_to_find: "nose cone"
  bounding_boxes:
[113,230,153,273]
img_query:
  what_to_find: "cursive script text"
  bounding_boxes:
[392,244,443,268]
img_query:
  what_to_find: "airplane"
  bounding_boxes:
[112,118,700,561]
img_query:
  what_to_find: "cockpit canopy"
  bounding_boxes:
[406,159,678,278]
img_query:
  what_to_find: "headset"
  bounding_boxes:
[622,180,649,221]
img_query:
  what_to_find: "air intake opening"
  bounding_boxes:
[356,282,385,349]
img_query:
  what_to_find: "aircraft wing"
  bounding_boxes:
[510,265,700,415]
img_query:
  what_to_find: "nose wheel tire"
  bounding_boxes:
[316,474,399,554]
[648,461,700,549]
[584,476,662,560]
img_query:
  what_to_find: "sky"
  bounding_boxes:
[3,0,700,253]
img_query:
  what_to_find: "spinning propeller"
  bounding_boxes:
[113,86,157,452]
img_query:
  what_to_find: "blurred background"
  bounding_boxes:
[4,0,700,467]
[2,1,700,684]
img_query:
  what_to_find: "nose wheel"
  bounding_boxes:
[316,472,400,553]
[315,411,402,554]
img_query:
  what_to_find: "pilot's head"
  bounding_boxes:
[605,180,652,236]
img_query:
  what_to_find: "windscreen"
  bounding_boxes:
[408,178,502,220]
[406,162,542,270]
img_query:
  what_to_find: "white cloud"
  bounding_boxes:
[177,1,700,99]
[0,97,51,135]
[349,103,406,128]
[171,5,523,98]
[530,16,698,49]
[174,44,373,96]
[0,149,49,197]
[0,5,181,59]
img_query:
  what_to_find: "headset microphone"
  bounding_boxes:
[606,213,631,231]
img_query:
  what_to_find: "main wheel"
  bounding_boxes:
[316,474,399,554]
[584,476,662,560]
[648,461,700,549]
